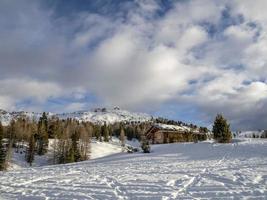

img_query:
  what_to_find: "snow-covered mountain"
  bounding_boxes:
[236,130,267,138]
[0,107,152,126]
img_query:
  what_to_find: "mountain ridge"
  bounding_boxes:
[0,107,153,126]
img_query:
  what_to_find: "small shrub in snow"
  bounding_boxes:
[141,141,150,153]
[126,146,139,153]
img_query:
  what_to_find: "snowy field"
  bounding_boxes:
[0,139,266,200]
[8,139,124,169]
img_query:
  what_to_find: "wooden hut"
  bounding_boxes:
[145,124,206,144]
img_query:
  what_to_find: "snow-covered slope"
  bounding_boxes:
[0,109,46,126]
[8,138,138,170]
[237,130,267,138]
[0,108,152,125]
[0,139,266,199]
[56,108,152,124]
[90,140,124,159]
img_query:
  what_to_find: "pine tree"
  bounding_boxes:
[140,127,150,153]
[26,134,35,166]
[102,124,109,142]
[71,129,81,162]
[66,147,75,163]
[212,114,232,143]
[0,122,7,170]
[37,112,49,155]
[48,121,56,139]
[125,126,134,140]
[94,125,101,141]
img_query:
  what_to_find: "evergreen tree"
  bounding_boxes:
[0,122,6,170]
[26,134,35,166]
[41,112,48,131]
[212,114,232,143]
[102,124,109,142]
[140,127,150,153]
[66,147,75,163]
[37,112,49,155]
[71,129,81,162]
[94,125,101,141]
[48,121,56,138]
[125,126,134,141]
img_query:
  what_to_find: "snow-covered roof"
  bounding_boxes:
[154,123,191,132]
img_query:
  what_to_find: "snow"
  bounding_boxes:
[9,149,53,170]
[90,140,123,159]
[56,108,152,124]
[153,123,211,135]
[0,138,266,199]
[111,137,140,149]
[154,123,191,132]
[7,139,128,169]
[237,130,266,138]
[0,108,152,125]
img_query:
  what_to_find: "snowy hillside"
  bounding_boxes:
[0,138,266,199]
[237,130,267,138]
[0,109,47,126]
[0,108,152,125]
[56,108,152,124]
[8,139,133,170]
[154,123,191,132]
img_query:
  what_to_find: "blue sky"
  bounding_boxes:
[0,0,267,130]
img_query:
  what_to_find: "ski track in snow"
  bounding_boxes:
[0,139,266,200]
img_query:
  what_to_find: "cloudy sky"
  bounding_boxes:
[0,0,267,130]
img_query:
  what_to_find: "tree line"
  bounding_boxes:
[0,112,152,170]
[0,112,232,171]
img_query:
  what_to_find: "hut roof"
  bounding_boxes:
[154,123,191,132]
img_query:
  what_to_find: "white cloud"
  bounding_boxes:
[231,0,267,24]
[0,96,16,111]
[0,79,63,102]
[0,0,266,130]
[224,25,254,42]
[64,102,87,112]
